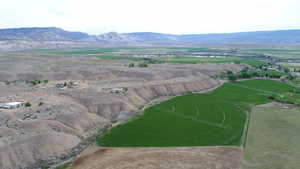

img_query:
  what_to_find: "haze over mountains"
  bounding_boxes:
[0,27,300,50]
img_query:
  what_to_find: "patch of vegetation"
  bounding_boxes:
[38,48,119,54]
[97,80,300,147]
[291,78,300,86]
[30,79,49,85]
[138,63,148,68]
[128,63,135,68]
[96,55,133,60]
[160,57,266,67]
[24,102,31,107]
[244,49,300,53]
[242,49,300,59]
[96,55,266,68]
[55,163,70,169]
[167,47,235,53]
[220,67,287,81]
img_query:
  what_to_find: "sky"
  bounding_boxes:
[0,0,300,35]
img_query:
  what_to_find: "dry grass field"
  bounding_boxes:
[242,103,300,169]
[70,146,243,169]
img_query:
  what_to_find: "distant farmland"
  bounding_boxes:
[95,56,266,67]
[242,49,300,59]
[37,48,267,67]
[97,80,300,147]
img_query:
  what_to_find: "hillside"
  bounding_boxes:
[1,27,300,50]
[0,27,93,41]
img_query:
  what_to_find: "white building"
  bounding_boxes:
[0,102,23,109]
[111,88,126,93]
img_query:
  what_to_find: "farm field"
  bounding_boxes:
[97,80,299,147]
[242,103,300,169]
[279,62,300,69]
[36,47,179,54]
[161,57,265,67]
[242,49,300,59]
[95,55,266,67]
[37,47,300,59]
[37,48,267,67]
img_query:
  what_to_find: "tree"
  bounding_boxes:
[283,67,290,73]
[228,74,238,82]
[128,63,135,68]
[226,71,233,75]
[138,63,148,68]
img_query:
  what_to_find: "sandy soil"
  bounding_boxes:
[70,146,243,169]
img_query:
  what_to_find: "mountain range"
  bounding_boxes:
[0,27,300,50]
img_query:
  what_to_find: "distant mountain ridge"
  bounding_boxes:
[0,27,93,41]
[0,27,300,49]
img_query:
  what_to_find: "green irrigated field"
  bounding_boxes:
[95,56,266,67]
[37,48,267,67]
[242,105,300,169]
[167,47,231,53]
[36,47,178,54]
[97,80,299,147]
[37,48,120,54]
[162,57,266,67]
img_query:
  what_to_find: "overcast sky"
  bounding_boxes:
[0,0,299,35]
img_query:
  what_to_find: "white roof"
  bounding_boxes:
[5,102,23,106]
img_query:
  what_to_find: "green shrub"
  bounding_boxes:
[128,63,135,68]
[138,63,148,68]
[25,102,31,107]
[55,163,70,169]
[228,74,238,82]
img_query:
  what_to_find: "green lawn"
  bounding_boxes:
[97,80,299,147]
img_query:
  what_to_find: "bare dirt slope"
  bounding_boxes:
[70,146,243,169]
[0,51,242,169]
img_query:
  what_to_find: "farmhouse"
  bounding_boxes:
[0,102,23,109]
[111,88,127,93]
